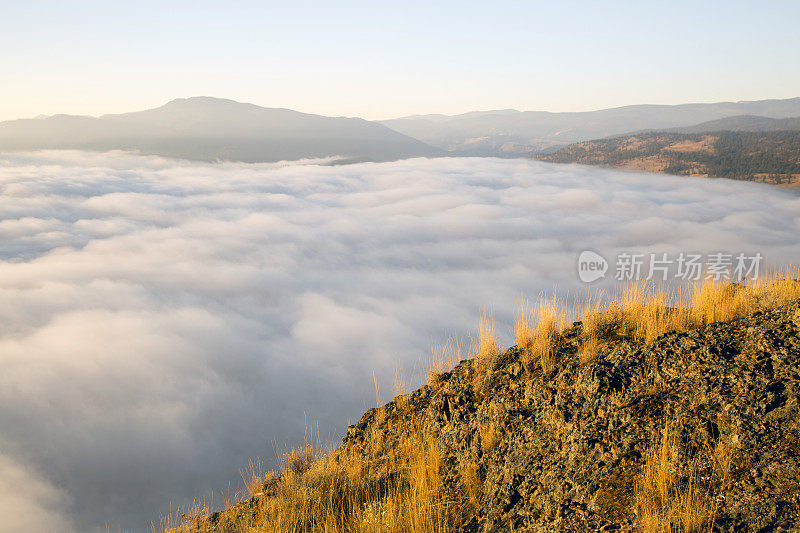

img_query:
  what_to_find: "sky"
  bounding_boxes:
[2,0,799,121]
[1,152,799,531]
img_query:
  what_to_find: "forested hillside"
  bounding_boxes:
[538,131,800,185]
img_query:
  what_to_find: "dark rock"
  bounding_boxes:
[338,299,800,532]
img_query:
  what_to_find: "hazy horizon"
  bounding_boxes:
[3,1,800,122]
[7,94,800,123]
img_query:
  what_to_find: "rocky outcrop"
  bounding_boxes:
[342,301,800,531]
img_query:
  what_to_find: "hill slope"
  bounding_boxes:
[537,131,800,186]
[175,280,800,532]
[664,115,800,134]
[0,97,442,163]
[380,97,800,157]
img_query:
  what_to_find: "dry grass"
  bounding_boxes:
[706,431,737,488]
[427,338,461,387]
[515,297,562,374]
[690,268,800,326]
[616,283,692,343]
[472,310,499,396]
[163,427,462,533]
[478,420,498,455]
[531,298,560,373]
[576,296,616,364]
[241,458,267,498]
[394,364,411,413]
[515,270,800,372]
[513,269,799,373]
[636,426,714,533]
[577,333,601,365]
[514,298,535,350]
[690,280,749,326]
[456,453,482,511]
[573,269,800,364]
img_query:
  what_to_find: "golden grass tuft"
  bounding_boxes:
[635,426,714,533]
[514,298,535,350]
[394,364,411,413]
[750,266,800,309]
[165,427,462,533]
[691,267,800,326]
[690,280,749,326]
[616,283,691,343]
[532,298,559,373]
[577,332,601,365]
[427,338,461,387]
[240,458,267,498]
[575,269,800,362]
[707,430,737,488]
[457,452,483,511]
[472,310,499,396]
[515,297,563,375]
[576,296,616,364]
[478,420,498,455]
[457,453,482,511]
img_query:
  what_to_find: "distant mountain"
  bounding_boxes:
[537,131,800,186]
[0,97,442,163]
[397,109,521,123]
[7,97,800,164]
[662,114,800,134]
[380,98,800,157]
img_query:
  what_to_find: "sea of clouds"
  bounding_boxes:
[0,152,798,532]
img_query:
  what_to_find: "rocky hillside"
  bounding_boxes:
[342,300,800,531]
[179,284,800,532]
[537,131,800,186]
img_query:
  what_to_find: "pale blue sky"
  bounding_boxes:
[1,0,799,120]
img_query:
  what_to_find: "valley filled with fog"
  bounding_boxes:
[1,152,798,532]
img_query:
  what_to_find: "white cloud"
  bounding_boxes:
[0,454,73,533]
[0,151,798,531]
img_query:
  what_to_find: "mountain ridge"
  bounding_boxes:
[6,96,800,164]
[380,97,800,157]
[660,114,800,134]
[0,97,442,163]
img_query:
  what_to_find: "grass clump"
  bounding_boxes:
[691,269,800,326]
[472,310,499,396]
[572,268,800,366]
[577,332,601,365]
[428,338,461,387]
[515,297,562,375]
[478,420,498,455]
[456,452,482,512]
[164,427,463,533]
[636,425,715,533]
[617,283,691,343]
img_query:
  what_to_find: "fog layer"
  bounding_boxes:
[0,152,798,532]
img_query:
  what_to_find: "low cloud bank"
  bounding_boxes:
[0,152,798,531]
